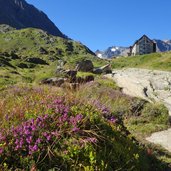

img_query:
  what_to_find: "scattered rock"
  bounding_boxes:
[0,58,14,68]
[41,77,66,86]
[84,75,94,82]
[10,71,20,75]
[64,70,77,78]
[39,47,48,55]
[75,60,94,72]
[26,57,48,65]
[49,50,55,55]
[55,68,66,75]
[11,54,20,60]
[93,64,112,74]
[56,60,66,73]
[76,76,85,83]
[56,49,63,56]
[63,70,77,83]
[100,64,112,74]
[17,63,29,68]
[1,52,10,57]
[58,60,66,68]
[93,68,103,74]
[70,83,79,90]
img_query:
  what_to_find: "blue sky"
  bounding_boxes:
[27,0,171,51]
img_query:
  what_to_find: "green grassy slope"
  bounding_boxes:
[0,25,105,88]
[111,52,171,71]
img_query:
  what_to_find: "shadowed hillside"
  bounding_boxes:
[0,0,65,37]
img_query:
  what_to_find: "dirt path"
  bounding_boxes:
[106,68,171,152]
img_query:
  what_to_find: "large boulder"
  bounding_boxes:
[41,77,66,87]
[64,70,77,83]
[64,70,77,78]
[93,68,103,74]
[100,64,112,74]
[84,75,94,82]
[75,60,94,72]
[93,64,112,74]
[56,60,66,74]
[76,75,94,84]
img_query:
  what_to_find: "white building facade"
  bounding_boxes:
[130,35,156,56]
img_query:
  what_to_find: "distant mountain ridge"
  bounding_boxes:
[154,39,171,52]
[0,0,65,38]
[96,46,130,58]
[96,39,171,58]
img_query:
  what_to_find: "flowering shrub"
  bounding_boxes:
[0,86,166,170]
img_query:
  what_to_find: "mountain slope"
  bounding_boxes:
[154,39,171,52]
[0,0,65,37]
[0,25,100,88]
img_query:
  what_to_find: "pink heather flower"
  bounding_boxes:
[0,148,3,154]
[19,138,24,147]
[51,131,60,137]
[46,135,51,141]
[26,136,32,144]
[29,144,39,154]
[75,114,83,121]
[15,145,20,151]
[109,116,117,123]
[0,132,5,141]
[15,139,19,145]
[43,132,51,141]
[72,127,80,132]
[42,132,48,137]
[36,138,42,144]
[32,145,38,152]
[85,138,97,143]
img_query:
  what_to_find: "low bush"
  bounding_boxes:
[0,86,166,170]
[142,103,169,124]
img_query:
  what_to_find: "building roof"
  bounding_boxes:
[131,35,155,49]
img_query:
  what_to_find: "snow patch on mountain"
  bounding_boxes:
[95,46,130,59]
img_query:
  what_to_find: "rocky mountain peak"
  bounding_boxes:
[0,0,66,38]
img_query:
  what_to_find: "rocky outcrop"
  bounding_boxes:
[41,77,66,86]
[146,128,171,152]
[75,60,94,72]
[0,0,65,37]
[25,57,48,65]
[108,68,171,115]
[106,68,171,152]
[93,64,112,74]
[41,68,94,88]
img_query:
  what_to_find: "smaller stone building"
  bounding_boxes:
[129,35,156,56]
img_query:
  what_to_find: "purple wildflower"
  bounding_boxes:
[109,116,117,123]
[0,148,3,154]
[72,127,80,132]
